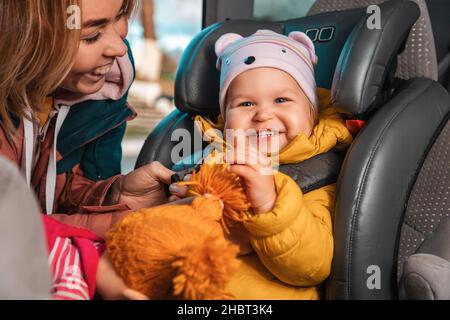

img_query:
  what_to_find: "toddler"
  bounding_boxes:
[183,29,354,299]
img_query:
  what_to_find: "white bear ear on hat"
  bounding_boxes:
[215,33,243,70]
[288,31,318,65]
[215,33,243,57]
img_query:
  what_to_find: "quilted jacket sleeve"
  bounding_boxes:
[243,171,335,286]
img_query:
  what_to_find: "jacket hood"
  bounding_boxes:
[277,88,353,164]
[54,52,134,107]
[55,40,136,172]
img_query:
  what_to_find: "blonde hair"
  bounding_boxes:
[0,0,138,133]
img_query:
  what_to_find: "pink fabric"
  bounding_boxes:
[49,236,90,300]
[215,30,319,115]
[43,216,104,299]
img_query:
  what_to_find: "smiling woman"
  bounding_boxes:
[0,0,198,300]
[0,0,181,253]
[0,0,201,300]
[0,0,138,131]
[59,0,138,95]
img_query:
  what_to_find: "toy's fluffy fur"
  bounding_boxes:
[106,164,250,299]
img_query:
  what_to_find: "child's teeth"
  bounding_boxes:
[246,130,278,138]
[258,130,274,137]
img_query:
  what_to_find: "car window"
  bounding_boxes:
[253,0,317,21]
[122,0,203,174]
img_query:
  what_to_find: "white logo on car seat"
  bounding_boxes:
[367,5,381,30]
[305,27,335,43]
[366,265,382,290]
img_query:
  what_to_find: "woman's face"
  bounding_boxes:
[59,0,129,95]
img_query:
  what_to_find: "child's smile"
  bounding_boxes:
[245,129,285,154]
[224,67,315,155]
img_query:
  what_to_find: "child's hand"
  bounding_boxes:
[96,253,149,300]
[224,139,276,214]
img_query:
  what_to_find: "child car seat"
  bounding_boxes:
[310,0,450,300]
[136,0,450,299]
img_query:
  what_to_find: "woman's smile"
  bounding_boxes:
[93,63,113,76]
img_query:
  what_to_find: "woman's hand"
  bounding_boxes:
[225,140,277,215]
[111,162,174,211]
[167,174,191,202]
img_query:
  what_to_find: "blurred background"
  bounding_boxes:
[122,0,317,173]
[122,0,203,173]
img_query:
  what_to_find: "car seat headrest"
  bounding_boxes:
[174,0,419,118]
[331,0,420,117]
[309,0,439,82]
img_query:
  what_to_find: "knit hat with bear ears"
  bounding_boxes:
[215,29,318,116]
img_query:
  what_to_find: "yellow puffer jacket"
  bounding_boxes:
[196,89,353,299]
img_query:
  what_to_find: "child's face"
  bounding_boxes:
[60,0,129,95]
[224,68,315,154]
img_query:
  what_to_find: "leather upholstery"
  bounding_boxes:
[136,110,200,170]
[331,0,420,117]
[309,0,439,82]
[327,78,450,299]
[279,152,345,193]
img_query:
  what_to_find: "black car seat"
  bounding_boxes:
[425,0,450,91]
[329,78,450,300]
[310,0,450,92]
[308,0,450,299]
[135,0,450,299]
[309,0,439,82]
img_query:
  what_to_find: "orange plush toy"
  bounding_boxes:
[105,164,250,300]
